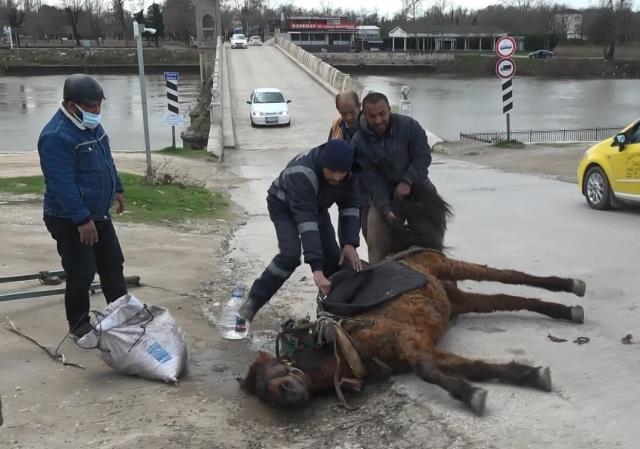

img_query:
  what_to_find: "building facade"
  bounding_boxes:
[388,24,524,52]
[286,16,357,51]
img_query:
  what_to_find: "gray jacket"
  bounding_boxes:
[352,113,431,216]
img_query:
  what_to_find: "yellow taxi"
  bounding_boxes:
[577,120,640,209]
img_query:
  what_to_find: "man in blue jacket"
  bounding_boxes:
[237,139,363,328]
[38,74,128,339]
[352,92,434,263]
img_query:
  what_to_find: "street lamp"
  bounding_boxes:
[133,21,156,180]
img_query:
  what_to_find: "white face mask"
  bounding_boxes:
[75,104,101,129]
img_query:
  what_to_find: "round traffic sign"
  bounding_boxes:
[496,36,516,58]
[496,58,516,79]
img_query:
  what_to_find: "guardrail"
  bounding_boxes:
[459,127,623,144]
[272,34,445,150]
[208,36,223,159]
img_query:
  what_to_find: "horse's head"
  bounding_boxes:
[238,351,310,408]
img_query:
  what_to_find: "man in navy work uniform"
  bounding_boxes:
[237,139,363,326]
[352,92,434,263]
[38,74,128,339]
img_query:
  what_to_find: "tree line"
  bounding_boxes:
[2,0,639,58]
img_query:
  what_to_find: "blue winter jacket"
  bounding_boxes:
[268,143,361,272]
[352,113,431,217]
[38,108,124,225]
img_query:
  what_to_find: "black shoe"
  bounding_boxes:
[70,321,95,339]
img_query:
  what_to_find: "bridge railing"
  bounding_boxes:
[274,34,362,95]
[459,127,622,144]
[207,36,223,159]
[273,34,445,150]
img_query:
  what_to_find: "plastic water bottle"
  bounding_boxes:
[220,285,249,340]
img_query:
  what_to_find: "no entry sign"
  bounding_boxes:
[496,58,516,79]
[496,36,516,58]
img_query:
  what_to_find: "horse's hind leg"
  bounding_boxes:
[414,359,488,416]
[429,350,552,392]
[443,282,584,323]
[411,349,553,416]
[427,256,586,297]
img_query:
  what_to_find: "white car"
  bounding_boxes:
[247,88,291,127]
[249,36,263,46]
[230,33,248,49]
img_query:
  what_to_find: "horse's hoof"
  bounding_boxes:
[571,279,586,297]
[533,367,552,392]
[570,305,585,324]
[469,387,487,416]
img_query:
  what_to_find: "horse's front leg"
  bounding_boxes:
[422,256,586,297]
[443,282,584,323]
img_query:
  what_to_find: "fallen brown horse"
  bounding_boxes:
[239,249,585,416]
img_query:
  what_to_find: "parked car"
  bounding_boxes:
[528,49,554,59]
[249,36,263,46]
[231,33,248,49]
[247,88,291,127]
[577,120,640,210]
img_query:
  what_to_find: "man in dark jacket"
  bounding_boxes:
[352,92,433,263]
[237,139,362,327]
[38,74,128,339]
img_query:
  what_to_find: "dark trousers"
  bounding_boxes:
[248,199,341,316]
[44,216,127,330]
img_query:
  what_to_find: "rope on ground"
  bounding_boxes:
[4,317,85,370]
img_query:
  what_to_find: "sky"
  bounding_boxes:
[272,0,631,18]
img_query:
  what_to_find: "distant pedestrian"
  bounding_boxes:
[38,74,128,339]
[237,139,362,327]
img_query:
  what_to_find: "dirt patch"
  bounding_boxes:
[440,141,588,183]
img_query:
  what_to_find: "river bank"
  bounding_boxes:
[333,53,640,79]
[0,47,200,75]
[4,46,640,78]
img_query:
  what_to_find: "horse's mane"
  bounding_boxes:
[390,183,453,252]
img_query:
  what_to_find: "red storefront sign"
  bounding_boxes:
[288,22,356,30]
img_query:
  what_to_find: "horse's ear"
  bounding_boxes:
[239,363,259,394]
[258,351,275,362]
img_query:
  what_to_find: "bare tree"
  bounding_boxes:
[163,0,196,43]
[112,0,127,41]
[317,0,333,16]
[402,0,423,21]
[85,0,104,40]
[62,0,83,46]
[1,0,27,46]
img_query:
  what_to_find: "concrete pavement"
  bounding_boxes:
[222,43,640,448]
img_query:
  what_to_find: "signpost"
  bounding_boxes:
[495,36,517,141]
[3,26,13,50]
[164,72,183,149]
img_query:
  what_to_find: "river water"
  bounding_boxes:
[2,73,640,150]
[0,73,201,152]
[352,73,640,140]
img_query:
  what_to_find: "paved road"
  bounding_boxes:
[227,44,336,151]
[224,43,640,449]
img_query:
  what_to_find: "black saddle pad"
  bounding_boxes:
[320,260,428,317]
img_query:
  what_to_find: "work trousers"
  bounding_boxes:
[44,216,127,330]
[247,198,341,316]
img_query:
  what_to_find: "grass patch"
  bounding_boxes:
[0,173,227,224]
[0,176,44,194]
[492,139,526,149]
[157,146,211,160]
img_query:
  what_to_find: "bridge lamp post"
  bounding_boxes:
[133,21,156,180]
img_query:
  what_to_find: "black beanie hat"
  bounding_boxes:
[319,139,354,172]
